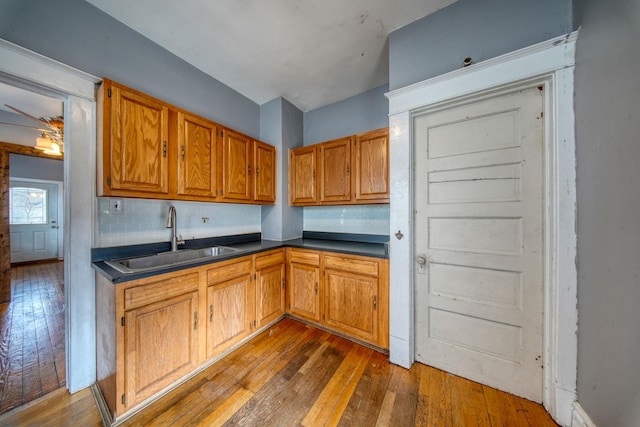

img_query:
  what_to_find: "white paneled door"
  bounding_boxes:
[414,86,544,402]
[10,180,61,263]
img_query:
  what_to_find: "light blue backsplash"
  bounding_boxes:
[303,205,389,236]
[97,198,261,247]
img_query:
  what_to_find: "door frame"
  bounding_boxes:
[386,32,578,426]
[9,177,64,262]
[0,38,101,393]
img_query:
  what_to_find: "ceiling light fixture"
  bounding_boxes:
[35,132,62,156]
[2,104,64,155]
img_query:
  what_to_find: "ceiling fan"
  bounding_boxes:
[0,104,64,155]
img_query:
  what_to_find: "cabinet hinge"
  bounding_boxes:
[254,320,257,328]
[194,312,198,330]
[121,394,125,405]
[253,273,256,280]
[209,304,213,322]
[163,140,167,158]
[282,277,285,288]
[312,170,316,180]
[108,88,112,98]
[373,296,377,310]
[248,164,251,175]
[121,317,125,327]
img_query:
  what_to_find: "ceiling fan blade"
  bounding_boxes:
[0,121,49,132]
[4,104,60,132]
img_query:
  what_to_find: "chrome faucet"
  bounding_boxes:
[166,205,181,252]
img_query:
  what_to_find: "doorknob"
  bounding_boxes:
[416,254,428,275]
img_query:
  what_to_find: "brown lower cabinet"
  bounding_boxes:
[286,248,389,349]
[95,247,386,419]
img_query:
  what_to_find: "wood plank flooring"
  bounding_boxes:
[0,316,558,426]
[0,261,65,413]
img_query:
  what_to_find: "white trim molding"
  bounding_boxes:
[572,402,597,427]
[386,32,578,427]
[0,38,101,393]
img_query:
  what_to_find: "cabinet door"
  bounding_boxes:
[354,128,389,202]
[221,129,252,201]
[319,137,352,203]
[256,262,285,327]
[289,146,317,205]
[253,140,276,203]
[124,290,199,408]
[324,269,378,343]
[177,112,218,198]
[207,273,253,358]
[107,81,169,194]
[288,262,321,323]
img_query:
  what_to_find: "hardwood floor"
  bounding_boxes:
[0,261,65,413]
[0,317,557,426]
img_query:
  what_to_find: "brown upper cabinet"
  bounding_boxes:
[97,78,276,205]
[288,127,389,206]
[289,145,318,205]
[176,111,218,198]
[220,129,252,202]
[353,128,390,202]
[320,136,352,203]
[253,140,277,204]
[98,79,170,195]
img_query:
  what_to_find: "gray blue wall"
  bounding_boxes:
[303,83,389,145]
[260,97,304,240]
[10,154,63,182]
[0,0,259,137]
[301,83,391,236]
[389,0,573,90]
[573,0,640,425]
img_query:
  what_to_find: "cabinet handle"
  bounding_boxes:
[248,164,251,175]
[163,140,167,158]
[315,282,318,294]
[255,166,259,176]
[209,304,213,322]
[346,164,350,175]
[373,295,377,310]
[181,145,185,161]
[194,312,198,330]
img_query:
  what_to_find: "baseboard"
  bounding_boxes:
[572,402,596,427]
[90,383,113,427]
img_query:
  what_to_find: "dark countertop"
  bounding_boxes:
[92,232,389,284]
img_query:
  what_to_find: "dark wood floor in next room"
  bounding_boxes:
[0,261,65,414]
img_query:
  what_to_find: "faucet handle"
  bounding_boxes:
[177,234,186,246]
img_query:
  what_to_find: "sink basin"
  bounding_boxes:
[105,246,241,273]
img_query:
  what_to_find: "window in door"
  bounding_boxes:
[10,186,48,225]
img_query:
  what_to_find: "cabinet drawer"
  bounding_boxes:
[324,254,379,276]
[124,272,199,310]
[287,248,320,266]
[255,249,285,270]
[207,257,253,284]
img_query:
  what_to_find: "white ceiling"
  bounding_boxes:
[0,82,63,146]
[86,0,457,111]
[0,83,63,118]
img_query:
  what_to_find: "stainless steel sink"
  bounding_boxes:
[105,246,241,273]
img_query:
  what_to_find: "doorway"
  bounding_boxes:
[10,178,63,263]
[0,86,67,412]
[413,85,544,402]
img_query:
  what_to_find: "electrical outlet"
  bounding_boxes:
[109,198,123,214]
